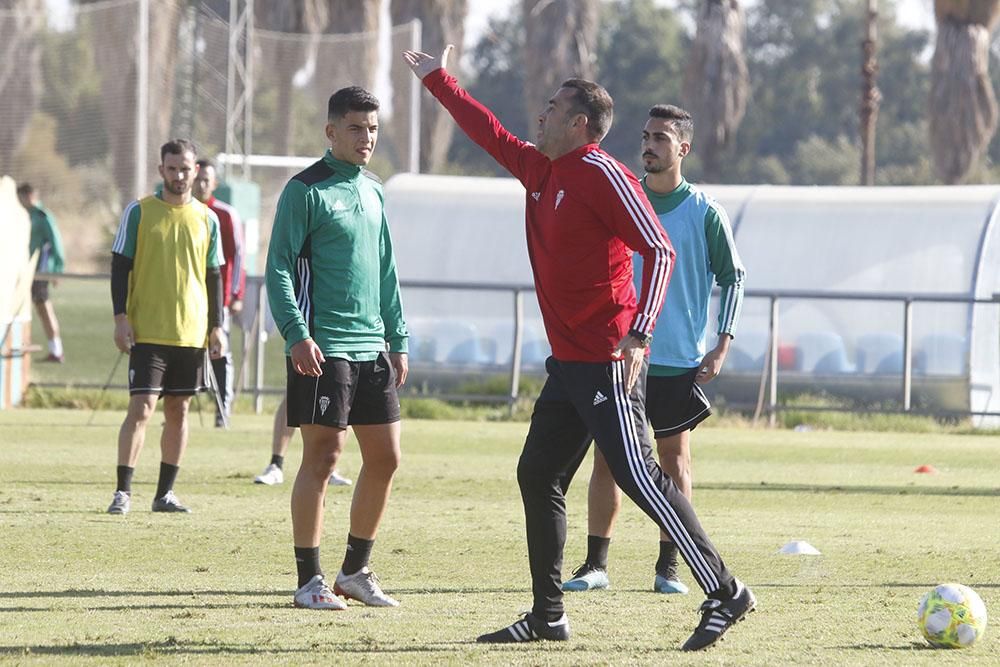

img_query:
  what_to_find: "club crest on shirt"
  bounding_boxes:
[555,190,565,209]
[531,191,541,201]
[319,396,330,415]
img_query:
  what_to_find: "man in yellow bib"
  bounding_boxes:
[106,139,226,515]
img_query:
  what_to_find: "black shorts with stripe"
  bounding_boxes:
[646,368,712,438]
[128,343,206,396]
[286,352,400,428]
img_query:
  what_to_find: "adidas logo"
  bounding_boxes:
[319,396,330,415]
[531,191,541,201]
[555,189,565,209]
[332,199,347,211]
[593,390,608,406]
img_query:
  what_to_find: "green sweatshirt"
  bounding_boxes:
[28,204,65,274]
[265,150,408,360]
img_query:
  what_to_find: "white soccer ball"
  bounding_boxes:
[917,583,988,648]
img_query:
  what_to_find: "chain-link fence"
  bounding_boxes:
[0,0,419,272]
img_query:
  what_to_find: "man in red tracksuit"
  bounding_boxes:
[194,159,246,426]
[404,46,755,651]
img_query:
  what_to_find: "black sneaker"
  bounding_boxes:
[681,579,756,651]
[476,612,570,643]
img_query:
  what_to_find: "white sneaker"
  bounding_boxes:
[328,470,352,486]
[254,463,284,485]
[334,567,399,607]
[293,574,347,610]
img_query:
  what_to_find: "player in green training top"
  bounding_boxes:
[265,86,408,611]
[17,183,66,362]
[563,104,746,595]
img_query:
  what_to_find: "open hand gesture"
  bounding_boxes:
[403,44,454,79]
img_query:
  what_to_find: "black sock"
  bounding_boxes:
[116,465,134,494]
[294,546,322,588]
[709,578,739,601]
[585,535,611,570]
[270,454,284,469]
[155,462,180,499]
[656,540,679,575]
[341,534,374,575]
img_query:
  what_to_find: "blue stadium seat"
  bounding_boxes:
[796,332,855,374]
[856,332,904,374]
[728,331,768,372]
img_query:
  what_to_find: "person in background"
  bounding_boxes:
[18,183,66,363]
[193,159,246,427]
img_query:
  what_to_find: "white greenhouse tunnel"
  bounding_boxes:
[385,174,1000,426]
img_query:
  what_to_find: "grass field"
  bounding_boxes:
[1,410,998,665]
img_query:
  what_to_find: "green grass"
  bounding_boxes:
[0,410,998,665]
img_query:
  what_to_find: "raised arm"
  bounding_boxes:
[403,45,546,185]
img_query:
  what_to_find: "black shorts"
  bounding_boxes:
[128,343,206,396]
[645,368,712,438]
[286,352,401,428]
[31,280,49,304]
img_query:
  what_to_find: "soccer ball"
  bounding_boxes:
[917,583,988,648]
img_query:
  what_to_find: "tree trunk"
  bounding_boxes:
[0,0,45,174]
[682,0,749,182]
[391,0,467,172]
[929,0,1000,183]
[522,0,598,134]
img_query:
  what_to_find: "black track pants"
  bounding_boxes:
[516,356,734,619]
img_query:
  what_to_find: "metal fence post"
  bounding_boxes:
[768,296,779,427]
[902,298,913,411]
[509,289,525,415]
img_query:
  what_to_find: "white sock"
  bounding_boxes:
[49,338,63,357]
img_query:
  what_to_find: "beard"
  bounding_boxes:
[164,179,189,195]
[643,159,667,174]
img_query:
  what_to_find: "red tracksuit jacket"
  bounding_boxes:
[424,69,675,363]
[205,195,246,307]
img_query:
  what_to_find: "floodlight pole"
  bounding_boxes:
[860,0,880,186]
[135,0,149,199]
[409,19,422,173]
[226,0,255,180]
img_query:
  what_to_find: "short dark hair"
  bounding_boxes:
[560,79,614,142]
[649,105,694,144]
[16,183,34,196]
[327,86,379,120]
[161,138,198,162]
[195,158,216,171]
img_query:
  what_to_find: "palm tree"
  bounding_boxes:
[682,0,748,182]
[391,0,468,172]
[522,0,598,134]
[929,0,1000,183]
[0,0,46,173]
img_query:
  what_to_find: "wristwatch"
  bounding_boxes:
[628,328,652,348]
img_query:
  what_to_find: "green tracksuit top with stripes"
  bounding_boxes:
[265,150,408,361]
[634,178,745,370]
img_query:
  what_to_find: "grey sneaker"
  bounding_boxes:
[293,574,347,610]
[107,490,131,515]
[334,567,399,607]
[151,490,191,513]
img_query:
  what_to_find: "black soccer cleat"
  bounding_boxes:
[681,579,756,651]
[476,612,570,643]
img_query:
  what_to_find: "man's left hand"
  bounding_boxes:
[230,299,243,316]
[388,352,408,388]
[613,333,646,393]
[208,327,227,360]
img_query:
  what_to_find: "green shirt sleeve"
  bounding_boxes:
[378,206,408,354]
[111,201,142,259]
[42,210,65,273]
[206,209,224,269]
[705,203,746,337]
[265,180,312,348]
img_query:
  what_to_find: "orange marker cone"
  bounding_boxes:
[914,464,937,474]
